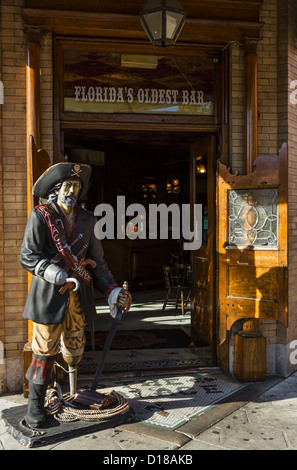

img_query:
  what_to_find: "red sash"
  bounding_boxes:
[35,204,93,288]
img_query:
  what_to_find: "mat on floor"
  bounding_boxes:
[90,372,246,431]
[84,328,192,350]
[80,347,209,373]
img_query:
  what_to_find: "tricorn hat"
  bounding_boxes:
[32,162,92,200]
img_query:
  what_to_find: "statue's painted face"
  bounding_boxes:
[57,178,81,207]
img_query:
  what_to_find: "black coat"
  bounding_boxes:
[20,204,115,325]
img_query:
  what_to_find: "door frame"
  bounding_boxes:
[60,125,220,359]
[52,37,229,364]
[190,134,218,365]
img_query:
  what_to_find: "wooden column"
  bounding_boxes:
[23,28,41,396]
[215,49,229,166]
[244,38,258,175]
[26,28,41,210]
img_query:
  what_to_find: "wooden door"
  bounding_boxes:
[216,143,288,372]
[190,135,217,361]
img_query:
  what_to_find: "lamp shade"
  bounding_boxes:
[140,0,186,47]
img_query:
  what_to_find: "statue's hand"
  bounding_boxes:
[44,264,68,285]
[116,291,132,312]
[55,269,68,285]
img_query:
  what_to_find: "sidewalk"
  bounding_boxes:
[0,372,297,451]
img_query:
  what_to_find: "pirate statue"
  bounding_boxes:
[20,162,131,429]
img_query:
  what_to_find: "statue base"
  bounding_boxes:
[2,404,134,448]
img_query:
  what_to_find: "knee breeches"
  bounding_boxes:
[31,290,86,366]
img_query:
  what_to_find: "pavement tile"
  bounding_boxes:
[49,428,126,450]
[117,421,190,446]
[50,427,179,450]
[0,399,25,412]
[187,410,290,450]
[111,429,179,450]
[179,437,236,450]
[0,431,30,451]
[243,399,297,426]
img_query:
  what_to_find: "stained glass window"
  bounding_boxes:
[228,188,279,247]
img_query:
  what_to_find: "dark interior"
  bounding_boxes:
[64,129,208,291]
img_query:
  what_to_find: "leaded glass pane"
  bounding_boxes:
[228,188,279,247]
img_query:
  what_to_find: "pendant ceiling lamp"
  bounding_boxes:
[140,0,187,47]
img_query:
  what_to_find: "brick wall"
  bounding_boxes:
[229,41,245,174]
[277,0,289,147]
[0,0,54,393]
[229,0,279,171]
[287,0,297,375]
[0,1,5,392]
[257,0,278,156]
[40,32,53,161]
[0,0,27,393]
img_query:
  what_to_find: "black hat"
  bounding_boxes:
[32,162,92,200]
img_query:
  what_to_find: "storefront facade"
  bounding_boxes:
[0,0,297,393]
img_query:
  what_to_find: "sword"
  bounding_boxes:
[90,282,131,392]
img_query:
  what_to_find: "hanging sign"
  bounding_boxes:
[63,52,214,116]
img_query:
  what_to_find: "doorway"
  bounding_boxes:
[63,128,216,373]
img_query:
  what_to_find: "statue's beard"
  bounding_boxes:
[58,193,78,207]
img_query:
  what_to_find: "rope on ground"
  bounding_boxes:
[44,383,130,423]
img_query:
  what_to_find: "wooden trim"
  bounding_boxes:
[209,135,219,364]
[58,113,218,126]
[23,8,264,30]
[53,38,64,122]
[193,0,263,4]
[24,0,263,9]
[60,120,220,133]
[54,36,224,55]
[189,135,218,362]
[22,1,264,52]
[214,49,229,165]
[55,120,220,163]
